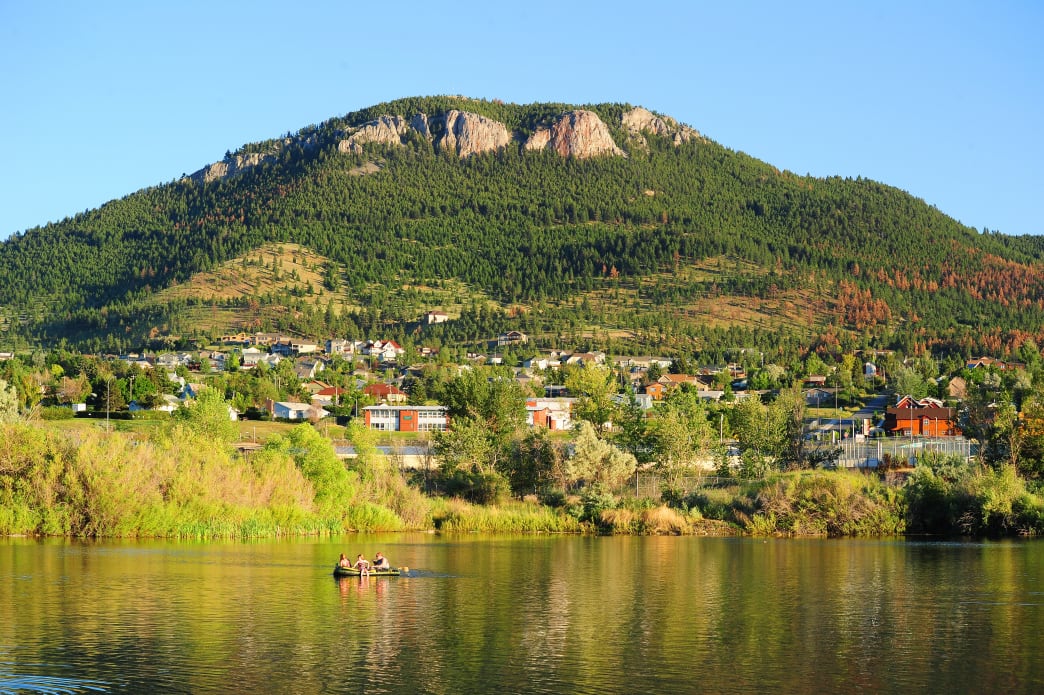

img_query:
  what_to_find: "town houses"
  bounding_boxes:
[19,323,1006,479]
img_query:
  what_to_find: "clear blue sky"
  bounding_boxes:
[1,1,1041,239]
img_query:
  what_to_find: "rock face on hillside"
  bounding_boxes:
[622,106,699,146]
[336,110,511,157]
[192,101,700,183]
[524,110,624,158]
[337,114,432,153]
[435,110,512,157]
[337,115,412,153]
[194,151,280,183]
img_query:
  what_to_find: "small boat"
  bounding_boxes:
[333,565,403,577]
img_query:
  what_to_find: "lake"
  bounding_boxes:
[2,534,1043,694]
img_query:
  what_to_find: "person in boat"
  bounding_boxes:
[338,553,351,568]
[354,554,371,575]
[372,552,390,571]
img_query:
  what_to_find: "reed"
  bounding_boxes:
[433,499,582,533]
[743,470,905,537]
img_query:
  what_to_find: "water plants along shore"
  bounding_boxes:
[4,413,1044,539]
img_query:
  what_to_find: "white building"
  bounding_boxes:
[363,405,449,432]
[272,401,329,420]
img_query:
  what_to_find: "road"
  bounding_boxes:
[854,393,890,419]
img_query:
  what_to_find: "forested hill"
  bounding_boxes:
[1,95,1042,360]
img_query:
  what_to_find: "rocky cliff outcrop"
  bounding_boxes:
[524,110,624,158]
[191,102,699,183]
[337,116,411,153]
[434,110,512,157]
[622,106,699,146]
[336,110,510,158]
[193,151,280,183]
[337,114,432,153]
[190,135,312,183]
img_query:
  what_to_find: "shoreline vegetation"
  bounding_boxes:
[4,403,1044,540]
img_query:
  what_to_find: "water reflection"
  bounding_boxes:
[2,535,1044,693]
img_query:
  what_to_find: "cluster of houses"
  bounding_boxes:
[82,331,1019,446]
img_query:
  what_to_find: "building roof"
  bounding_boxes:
[364,383,406,398]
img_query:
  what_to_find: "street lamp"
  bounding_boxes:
[91,380,112,431]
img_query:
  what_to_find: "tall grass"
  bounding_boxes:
[598,505,695,535]
[432,498,583,533]
[742,470,905,537]
[0,422,408,538]
[7,419,1044,539]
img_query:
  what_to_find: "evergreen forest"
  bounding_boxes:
[2,95,1042,362]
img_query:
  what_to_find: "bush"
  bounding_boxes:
[746,471,905,537]
[540,489,567,508]
[38,406,75,421]
[580,482,618,528]
[435,469,511,505]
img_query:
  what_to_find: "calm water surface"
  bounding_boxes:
[2,534,1043,694]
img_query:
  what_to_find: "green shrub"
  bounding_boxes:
[580,482,618,528]
[747,471,904,537]
[38,407,75,421]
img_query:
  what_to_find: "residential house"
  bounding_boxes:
[514,373,542,394]
[425,310,449,324]
[220,332,253,345]
[294,359,324,381]
[497,331,528,347]
[884,395,960,437]
[363,383,408,404]
[645,373,700,401]
[644,382,668,401]
[311,386,346,407]
[363,405,449,432]
[120,355,154,371]
[325,338,356,357]
[166,372,186,390]
[966,356,1006,371]
[612,392,655,410]
[250,332,285,347]
[272,339,318,357]
[129,394,182,414]
[659,373,700,390]
[257,354,282,369]
[564,351,606,367]
[804,387,837,407]
[155,352,193,369]
[270,400,328,421]
[947,376,967,400]
[522,356,550,371]
[196,351,225,372]
[364,339,404,363]
[301,380,332,396]
[526,397,574,431]
[240,347,265,369]
[613,356,673,371]
[182,383,207,400]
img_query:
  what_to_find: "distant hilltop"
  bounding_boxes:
[191,102,700,183]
